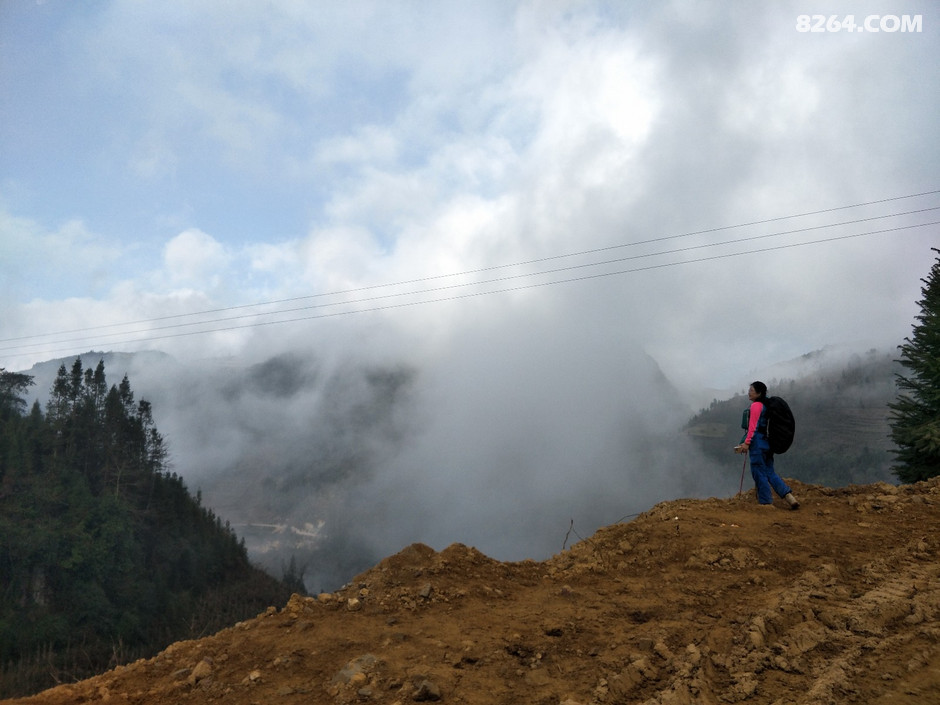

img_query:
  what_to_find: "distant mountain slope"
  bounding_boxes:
[684,349,901,486]
[17,350,173,405]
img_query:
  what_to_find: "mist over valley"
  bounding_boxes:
[19,341,897,593]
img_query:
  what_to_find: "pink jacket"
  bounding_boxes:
[743,401,764,444]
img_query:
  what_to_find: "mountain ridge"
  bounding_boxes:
[4,477,938,705]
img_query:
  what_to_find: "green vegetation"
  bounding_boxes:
[685,349,901,487]
[0,359,294,698]
[890,248,940,482]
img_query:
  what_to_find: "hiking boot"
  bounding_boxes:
[757,503,776,509]
[785,493,800,510]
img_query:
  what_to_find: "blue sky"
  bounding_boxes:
[1,0,938,389]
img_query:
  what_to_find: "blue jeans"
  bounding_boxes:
[749,434,791,504]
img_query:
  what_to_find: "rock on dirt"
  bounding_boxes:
[4,478,940,705]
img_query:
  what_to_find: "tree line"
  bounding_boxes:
[0,359,295,698]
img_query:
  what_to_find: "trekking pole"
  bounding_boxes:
[738,454,747,495]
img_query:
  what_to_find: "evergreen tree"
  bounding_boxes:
[0,371,34,483]
[0,370,34,419]
[281,555,308,595]
[890,248,940,482]
[85,360,108,422]
[46,364,72,423]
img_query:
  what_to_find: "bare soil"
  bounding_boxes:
[5,478,940,705]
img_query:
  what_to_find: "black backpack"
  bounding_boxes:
[763,396,796,454]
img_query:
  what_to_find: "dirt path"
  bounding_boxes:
[5,478,939,705]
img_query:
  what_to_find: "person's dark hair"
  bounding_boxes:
[750,381,768,400]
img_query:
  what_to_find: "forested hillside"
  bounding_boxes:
[684,349,901,486]
[0,360,294,699]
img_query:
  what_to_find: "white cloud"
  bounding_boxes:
[163,228,230,287]
[246,240,301,275]
[1,0,937,383]
[298,225,388,293]
[723,58,821,136]
[315,125,400,167]
[0,209,126,301]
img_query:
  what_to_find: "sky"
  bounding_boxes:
[1,1,938,585]
[1,0,937,385]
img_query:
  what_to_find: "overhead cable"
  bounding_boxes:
[4,218,936,360]
[3,189,937,346]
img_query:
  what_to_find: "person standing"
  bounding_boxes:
[735,381,800,509]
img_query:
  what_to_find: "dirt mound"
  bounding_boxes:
[5,478,940,705]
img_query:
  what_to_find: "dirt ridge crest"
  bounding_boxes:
[5,478,939,705]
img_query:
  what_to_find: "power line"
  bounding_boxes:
[2,206,937,355]
[5,218,936,361]
[2,189,937,346]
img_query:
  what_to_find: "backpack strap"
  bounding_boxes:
[756,403,768,433]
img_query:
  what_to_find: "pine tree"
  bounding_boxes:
[0,370,34,419]
[46,364,72,423]
[889,248,940,482]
